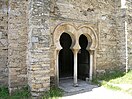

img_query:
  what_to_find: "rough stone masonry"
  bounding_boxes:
[0,0,131,97]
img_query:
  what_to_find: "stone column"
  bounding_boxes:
[93,50,97,76]
[73,49,79,86]
[89,50,93,81]
[56,50,60,86]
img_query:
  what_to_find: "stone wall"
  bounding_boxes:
[8,0,28,92]
[0,0,130,97]
[0,0,8,86]
[95,0,126,72]
[28,0,51,97]
[96,0,125,72]
[50,0,126,77]
[127,0,132,69]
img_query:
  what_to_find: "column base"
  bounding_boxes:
[73,83,79,87]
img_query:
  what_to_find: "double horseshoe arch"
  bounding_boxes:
[53,23,98,86]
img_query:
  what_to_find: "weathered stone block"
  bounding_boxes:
[0,0,131,98]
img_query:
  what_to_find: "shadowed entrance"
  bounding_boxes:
[59,33,74,78]
[54,23,98,87]
[78,34,90,80]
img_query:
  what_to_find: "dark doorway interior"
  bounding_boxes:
[78,34,90,80]
[59,33,74,78]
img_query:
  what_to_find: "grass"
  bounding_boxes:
[92,70,125,85]
[109,70,132,84]
[0,86,63,99]
[42,87,63,99]
[92,70,132,95]
[0,70,131,98]
[0,86,9,99]
[0,86,31,99]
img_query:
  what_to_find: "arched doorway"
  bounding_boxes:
[53,23,98,86]
[59,33,74,78]
[78,34,90,81]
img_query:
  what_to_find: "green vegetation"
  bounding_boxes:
[1,70,131,98]
[93,70,132,95]
[42,87,63,99]
[109,70,132,84]
[0,86,63,99]
[92,70,125,85]
[0,86,30,99]
[0,86,9,99]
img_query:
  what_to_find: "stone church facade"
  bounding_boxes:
[0,0,132,97]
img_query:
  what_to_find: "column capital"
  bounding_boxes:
[89,50,94,54]
[56,47,62,51]
[71,48,80,53]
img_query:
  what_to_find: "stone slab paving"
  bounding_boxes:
[62,87,132,99]
[59,79,97,93]
[59,79,132,99]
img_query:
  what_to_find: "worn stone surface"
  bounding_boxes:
[0,0,8,86]
[7,0,131,95]
[0,0,131,97]
[127,0,132,69]
[49,0,126,77]
[59,79,97,93]
[28,0,51,96]
[8,0,28,91]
